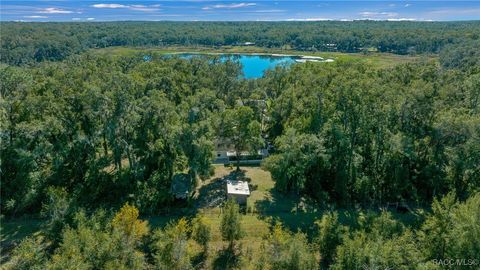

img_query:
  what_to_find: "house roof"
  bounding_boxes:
[226,180,250,196]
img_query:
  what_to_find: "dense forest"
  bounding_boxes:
[2,21,480,65]
[1,21,480,269]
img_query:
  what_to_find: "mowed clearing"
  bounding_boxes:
[148,165,324,268]
[150,165,323,249]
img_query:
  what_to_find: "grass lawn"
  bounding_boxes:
[91,45,433,69]
[1,217,43,246]
[0,216,43,263]
[146,165,328,268]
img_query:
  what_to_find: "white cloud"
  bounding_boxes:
[286,18,330,21]
[92,4,128,9]
[24,15,48,19]
[129,5,160,12]
[387,18,417,21]
[72,18,81,21]
[37,7,73,14]
[215,3,256,8]
[87,17,95,20]
[405,4,411,8]
[360,11,398,17]
[202,3,256,10]
[355,17,425,22]
[91,3,160,12]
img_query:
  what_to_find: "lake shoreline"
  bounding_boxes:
[172,53,300,78]
[168,52,336,65]
[92,45,429,68]
[168,51,300,58]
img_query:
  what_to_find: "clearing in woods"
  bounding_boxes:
[1,165,418,267]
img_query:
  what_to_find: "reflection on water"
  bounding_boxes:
[175,53,298,79]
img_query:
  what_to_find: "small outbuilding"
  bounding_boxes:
[170,173,192,200]
[226,180,250,205]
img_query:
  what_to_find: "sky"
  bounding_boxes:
[1,1,480,22]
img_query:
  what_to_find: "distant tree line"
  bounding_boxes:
[1,21,480,65]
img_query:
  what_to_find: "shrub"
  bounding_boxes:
[191,215,211,253]
[220,199,243,250]
[41,186,72,244]
[332,230,422,270]
[47,209,146,270]
[152,218,193,270]
[316,211,344,268]
[6,237,47,270]
[111,203,149,243]
[257,224,317,270]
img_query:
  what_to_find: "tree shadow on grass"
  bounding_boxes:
[254,189,324,236]
[0,217,44,264]
[193,169,252,209]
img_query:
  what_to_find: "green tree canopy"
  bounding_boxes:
[222,106,263,170]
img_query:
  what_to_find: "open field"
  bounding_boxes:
[91,45,433,69]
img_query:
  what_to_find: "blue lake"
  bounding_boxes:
[176,53,298,79]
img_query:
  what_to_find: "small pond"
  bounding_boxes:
[159,53,334,79]
[175,53,298,79]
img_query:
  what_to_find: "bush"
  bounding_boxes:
[47,209,147,270]
[316,211,344,268]
[370,210,405,239]
[152,218,193,270]
[419,192,457,259]
[111,203,149,243]
[221,199,243,250]
[420,192,480,263]
[6,237,47,270]
[41,187,72,245]
[332,230,423,270]
[191,215,211,253]
[257,224,317,270]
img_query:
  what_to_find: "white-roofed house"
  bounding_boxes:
[226,180,250,205]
